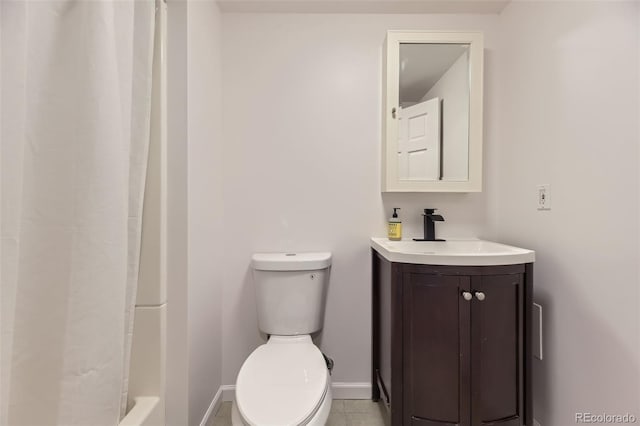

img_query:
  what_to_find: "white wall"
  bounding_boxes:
[176,4,640,424]
[166,1,189,423]
[167,1,223,424]
[423,52,470,181]
[187,0,224,424]
[489,2,640,424]
[221,13,500,387]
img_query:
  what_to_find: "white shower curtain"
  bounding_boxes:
[1,1,155,425]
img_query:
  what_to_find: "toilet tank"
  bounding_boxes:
[251,252,331,336]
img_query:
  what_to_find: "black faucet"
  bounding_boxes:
[413,209,445,241]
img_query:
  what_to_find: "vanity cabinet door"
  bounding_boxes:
[471,274,524,426]
[402,272,471,426]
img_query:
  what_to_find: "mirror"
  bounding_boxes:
[382,31,483,192]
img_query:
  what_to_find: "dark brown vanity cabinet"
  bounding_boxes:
[372,250,533,426]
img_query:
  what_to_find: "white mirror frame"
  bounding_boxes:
[382,31,484,192]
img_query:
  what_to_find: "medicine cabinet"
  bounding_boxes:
[382,31,484,192]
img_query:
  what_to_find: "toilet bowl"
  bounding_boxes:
[232,252,333,426]
[232,335,332,426]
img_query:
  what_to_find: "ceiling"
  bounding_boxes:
[216,0,511,14]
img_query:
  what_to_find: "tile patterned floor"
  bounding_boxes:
[207,399,387,426]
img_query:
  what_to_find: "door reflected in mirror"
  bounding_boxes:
[397,43,469,182]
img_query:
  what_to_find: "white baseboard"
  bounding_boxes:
[330,382,372,399]
[199,386,223,426]
[217,382,372,403]
[221,384,236,402]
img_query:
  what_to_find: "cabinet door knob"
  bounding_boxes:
[462,291,472,301]
[475,291,486,301]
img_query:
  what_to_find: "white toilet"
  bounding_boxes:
[231,252,333,426]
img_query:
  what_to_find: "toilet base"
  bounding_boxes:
[231,386,332,426]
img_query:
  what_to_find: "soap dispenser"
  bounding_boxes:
[388,208,402,241]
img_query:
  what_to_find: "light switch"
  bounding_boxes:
[537,184,551,210]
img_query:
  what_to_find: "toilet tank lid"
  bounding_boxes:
[252,252,332,271]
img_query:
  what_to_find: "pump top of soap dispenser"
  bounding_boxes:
[391,208,400,220]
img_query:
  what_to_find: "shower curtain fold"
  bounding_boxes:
[0,1,155,425]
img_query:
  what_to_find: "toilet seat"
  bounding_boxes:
[236,335,329,426]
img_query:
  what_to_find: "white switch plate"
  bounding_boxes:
[537,184,551,210]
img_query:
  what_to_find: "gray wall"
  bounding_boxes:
[170,3,640,424]
[490,1,640,424]
[167,1,224,424]
[187,1,224,425]
[220,12,500,387]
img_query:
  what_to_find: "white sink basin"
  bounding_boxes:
[371,237,535,266]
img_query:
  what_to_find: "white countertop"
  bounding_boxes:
[371,237,535,266]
